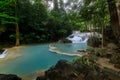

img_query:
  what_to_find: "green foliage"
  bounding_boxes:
[0,0,112,44]
[79,0,110,31]
[110,53,120,69]
[73,55,96,68]
[9,34,16,39]
[0,0,84,44]
[0,0,16,25]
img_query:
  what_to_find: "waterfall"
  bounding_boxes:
[67,31,102,43]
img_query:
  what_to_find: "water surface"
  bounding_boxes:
[56,43,87,53]
[0,44,77,76]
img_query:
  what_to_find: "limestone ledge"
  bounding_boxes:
[49,44,87,57]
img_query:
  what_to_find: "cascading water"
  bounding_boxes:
[67,31,102,43]
[67,31,89,43]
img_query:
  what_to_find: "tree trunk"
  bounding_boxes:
[107,0,120,43]
[101,25,104,48]
[45,0,49,9]
[15,23,20,46]
[59,0,64,10]
[53,0,59,10]
[116,0,120,25]
[15,0,20,46]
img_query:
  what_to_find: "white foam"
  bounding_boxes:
[49,44,83,57]
[67,31,102,43]
[0,49,8,58]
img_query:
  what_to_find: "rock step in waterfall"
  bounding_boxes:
[67,31,102,43]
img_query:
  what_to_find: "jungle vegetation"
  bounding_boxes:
[0,0,120,46]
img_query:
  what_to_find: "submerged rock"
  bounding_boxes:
[0,74,21,80]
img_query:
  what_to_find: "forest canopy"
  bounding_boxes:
[0,0,120,45]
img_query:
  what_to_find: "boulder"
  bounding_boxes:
[107,43,118,50]
[45,60,78,80]
[0,74,21,80]
[36,76,47,80]
[36,59,115,80]
[88,36,101,47]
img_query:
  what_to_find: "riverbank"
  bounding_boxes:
[0,43,120,80]
[36,59,120,80]
[0,43,47,62]
[0,46,26,63]
[21,70,45,80]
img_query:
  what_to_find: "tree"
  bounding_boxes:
[53,0,59,11]
[79,0,110,48]
[30,0,48,42]
[107,0,120,43]
[0,0,20,46]
[59,0,64,10]
[14,0,20,46]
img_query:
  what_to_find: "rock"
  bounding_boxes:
[0,49,4,54]
[55,60,73,69]
[36,59,118,80]
[107,43,118,50]
[110,53,120,69]
[87,36,101,47]
[45,60,78,80]
[36,76,47,80]
[44,59,111,80]
[0,74,21,80]
[77,50,86,52]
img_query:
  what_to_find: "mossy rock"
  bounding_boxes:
[94,48,107,57]
[110,53,120,63]
[114,64,120,69]
[107,43,118,50]
[73,55,97,68]
[87,37,101,47]
[110,53,120,69]
[87,48,95,53]
[87,48,107,57]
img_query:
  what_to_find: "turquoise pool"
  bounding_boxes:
[0,43,86,76]
[55,43,87,53]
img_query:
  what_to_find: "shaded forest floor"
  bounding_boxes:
[96,57,120,72]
